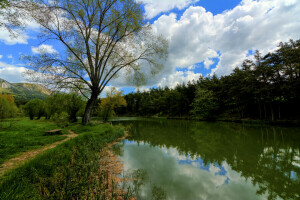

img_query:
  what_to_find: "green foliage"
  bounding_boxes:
[117,82,196,117]
[0,119,67,165]
[0,0,8,9]
[45,93,85,122]
[0,122,124,199]
[24,98,45,120]
[191,88,219,120]
[0,94,18,120]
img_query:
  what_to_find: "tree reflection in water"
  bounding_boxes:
[112,118,300,200]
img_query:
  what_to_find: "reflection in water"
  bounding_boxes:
[112,118,300,200]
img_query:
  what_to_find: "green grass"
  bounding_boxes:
[0,118,68,165]
[0,121,125,199]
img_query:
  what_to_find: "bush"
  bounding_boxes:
[51,112,69,128]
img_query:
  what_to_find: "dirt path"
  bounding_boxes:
[0,130,78,177]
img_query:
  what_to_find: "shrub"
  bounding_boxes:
[51,112,69,128]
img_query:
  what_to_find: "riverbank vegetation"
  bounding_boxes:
[0,119,131,199]
[117,39,300,122]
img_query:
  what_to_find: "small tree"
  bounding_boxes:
[99,87,127,122]
[0,94,18,120]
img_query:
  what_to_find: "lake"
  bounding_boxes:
[111,118,300,200]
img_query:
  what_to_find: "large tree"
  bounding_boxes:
[23,0,168,124]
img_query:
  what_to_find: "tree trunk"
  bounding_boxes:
[278,104,281,119]
[271,104,274,121]
[264,102,267,120]
[82,91,99,125]
[258,100,262,119]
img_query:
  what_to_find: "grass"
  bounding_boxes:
[0,119,128,199]
[0,118,68,165]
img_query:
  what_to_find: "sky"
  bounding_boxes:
[0,0,300,95]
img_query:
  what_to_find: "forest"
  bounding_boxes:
[116,39,300,121]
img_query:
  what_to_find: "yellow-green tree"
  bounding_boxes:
[0,93,18,120]
[99,87,127,122]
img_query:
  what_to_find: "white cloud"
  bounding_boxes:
[0,61,28,83]
[0,28,30,45]
[204,58,214,69]
[31,44,58,54]
[150,0,300,77]
[0,55,2,59]
[137,0,200,19]
[157,70,201,88]
[7,54,13,59]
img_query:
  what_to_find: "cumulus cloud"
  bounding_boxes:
[151,0,300,77]
[136,0,200,19]
[0,61,27,83]
[31,44,58,54]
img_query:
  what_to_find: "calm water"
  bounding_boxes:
[111,118,300,200]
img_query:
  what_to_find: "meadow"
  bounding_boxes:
[0,118,131,200]
[0,119,67,165]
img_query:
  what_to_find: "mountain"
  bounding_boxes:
[0,78,52,101]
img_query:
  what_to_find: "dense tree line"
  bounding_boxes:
[116,82,196,117]
[117,39,300,121]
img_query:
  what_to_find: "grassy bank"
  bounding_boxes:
[0,121,126,199]
[0,119,68,165]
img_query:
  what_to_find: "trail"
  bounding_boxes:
[0,130,78,177]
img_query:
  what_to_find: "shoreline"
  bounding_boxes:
[115,115,300,127]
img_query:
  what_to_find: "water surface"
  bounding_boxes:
[112,118,300,200]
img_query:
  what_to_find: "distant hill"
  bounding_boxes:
[0,78,52,101]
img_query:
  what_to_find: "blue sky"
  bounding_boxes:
[0,0,300,95]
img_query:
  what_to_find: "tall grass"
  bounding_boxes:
[0,123,132,199]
